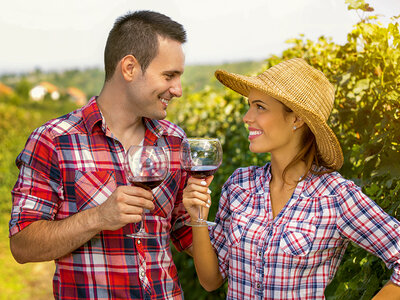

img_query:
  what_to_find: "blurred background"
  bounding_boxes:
[1,0,399,299]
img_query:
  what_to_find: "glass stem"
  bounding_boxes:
[198,206,204,222]
[138,213,146,233]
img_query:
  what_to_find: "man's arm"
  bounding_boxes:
[10,186,154,263]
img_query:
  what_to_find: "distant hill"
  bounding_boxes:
[182,60,265,92]
[0,60,266,97]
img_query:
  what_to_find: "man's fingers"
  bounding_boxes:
[125,197,155,210]
[122,185,153,200]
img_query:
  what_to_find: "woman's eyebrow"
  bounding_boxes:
[249,99,268,106]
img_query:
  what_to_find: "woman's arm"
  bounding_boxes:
[192,226,224,291]
[336,183,400,297]
[182,176,224,291]
[373,280,400,299]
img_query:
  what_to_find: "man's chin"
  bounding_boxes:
[146,111,167,120]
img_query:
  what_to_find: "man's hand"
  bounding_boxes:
[96,185,154,231]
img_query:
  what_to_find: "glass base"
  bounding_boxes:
[125,230,156,239]
[185,219,216,227]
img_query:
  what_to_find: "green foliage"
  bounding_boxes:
[0,97,78,214]
[0,93,78,299]
[168,2,400,299]
[13,78,32,102]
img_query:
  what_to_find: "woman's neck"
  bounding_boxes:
[270,155,307,190]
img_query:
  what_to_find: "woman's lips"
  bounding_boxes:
[248,127,263,140]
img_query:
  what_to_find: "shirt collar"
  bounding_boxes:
[82,97,165,142]
[143,118,164,146]
[263,163,309,196]
[82,96,103,134]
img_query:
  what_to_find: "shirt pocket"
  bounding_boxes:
[280,221,316,256]
[227,213,249,246]
[75,170,117,211]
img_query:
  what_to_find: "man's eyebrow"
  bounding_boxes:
[163,70,184,75]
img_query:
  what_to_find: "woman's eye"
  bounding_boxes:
[257,104,265,110]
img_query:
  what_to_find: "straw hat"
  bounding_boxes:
[215,58,343,170]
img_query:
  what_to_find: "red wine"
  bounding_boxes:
[129,178,164,190]
[186,165,219,178]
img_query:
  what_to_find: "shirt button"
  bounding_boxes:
[394,224,399,229]
[256,283,261,288]
[258,251,262,257]
[137,239,141,244]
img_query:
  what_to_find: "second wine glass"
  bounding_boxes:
[124,145,169,238]
[180,138,222,227]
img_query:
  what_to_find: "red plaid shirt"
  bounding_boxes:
[210,163,400,299]
[10,97,192,299]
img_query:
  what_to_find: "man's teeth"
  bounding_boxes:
[160,98,168,105]
[249,130,263,136]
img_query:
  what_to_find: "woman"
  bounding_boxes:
[182,58,400,299]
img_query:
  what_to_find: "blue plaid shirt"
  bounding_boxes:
[210,163,400,299]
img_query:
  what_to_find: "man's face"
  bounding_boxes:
[130,36,185,120]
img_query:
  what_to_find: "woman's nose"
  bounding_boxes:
[242,109,253,124]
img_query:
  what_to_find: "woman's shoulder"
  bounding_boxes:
[304,167,360,197]
[225,163,269,189]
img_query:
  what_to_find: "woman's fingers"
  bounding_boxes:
[186,197,211,208]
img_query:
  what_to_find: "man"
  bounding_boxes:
[9,11,192,299]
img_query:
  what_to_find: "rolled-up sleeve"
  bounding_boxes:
[170,169,192,252]
[10,126,62,236]
[336,182,400,285]
[209,180,232,280]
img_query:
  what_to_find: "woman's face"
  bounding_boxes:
[243,89,297,155]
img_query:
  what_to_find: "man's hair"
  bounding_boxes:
[104,10,186,81]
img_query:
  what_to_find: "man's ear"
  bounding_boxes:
[120,55,141,81]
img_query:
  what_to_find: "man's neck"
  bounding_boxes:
[97,86,145,150]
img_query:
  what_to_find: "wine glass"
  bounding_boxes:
[180,138,223,227]
[123,145,169,238]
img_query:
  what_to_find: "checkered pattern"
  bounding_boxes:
[10,97,192,299]
[210,163,400,299]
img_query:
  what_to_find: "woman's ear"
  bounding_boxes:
[120,55,141,82]
[293,116,305,130]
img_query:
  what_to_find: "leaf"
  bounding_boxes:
[353,79,370,94]
[372,150,400,179]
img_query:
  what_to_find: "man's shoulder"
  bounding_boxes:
[158,119,186,140]
[35,106,86,139]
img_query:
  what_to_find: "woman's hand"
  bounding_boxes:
[183,176,213,222]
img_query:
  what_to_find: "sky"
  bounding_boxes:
[0,0,399,75]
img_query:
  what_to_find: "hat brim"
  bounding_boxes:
[215,69,344,170]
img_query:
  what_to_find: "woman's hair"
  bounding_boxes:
[104,10,186,81]
[282,105,335,183]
